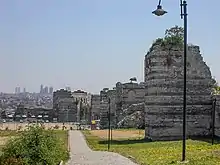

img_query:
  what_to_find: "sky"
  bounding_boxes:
[0,0,219,94]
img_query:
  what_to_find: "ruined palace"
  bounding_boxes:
[115,81,145,128]
[144,43,215,140]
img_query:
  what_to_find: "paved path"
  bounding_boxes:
[67,131,138,165]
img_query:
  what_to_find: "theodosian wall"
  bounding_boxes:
[214,95,220,136]
[145,44,215,140]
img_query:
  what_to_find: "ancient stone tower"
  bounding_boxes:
[144,43,215,140]
[115,82,145,124]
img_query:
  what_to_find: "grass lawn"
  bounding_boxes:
[53,130,69,151]
[82,130,220,165]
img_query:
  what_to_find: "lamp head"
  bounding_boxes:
[152,5,167,16]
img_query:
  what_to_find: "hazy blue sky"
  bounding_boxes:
[0,0,219,94]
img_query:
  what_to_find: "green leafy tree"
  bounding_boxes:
[0,125,69,165]
[213,82,220,94]
[163,25,184,48]
[165,25,184,40]
[148,25,184,54]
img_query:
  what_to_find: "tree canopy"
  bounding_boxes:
[148,25,184,53]
[213,82,220,95]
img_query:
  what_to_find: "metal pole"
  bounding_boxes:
[111,126,113,141]
[182,0,187,162]
[212,98,217,145]
[107,98,111,151]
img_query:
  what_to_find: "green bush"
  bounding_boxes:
[0,125,69,165]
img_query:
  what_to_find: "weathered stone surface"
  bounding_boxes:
[99,88,116,129]
[214,95,220,136]
[145,44,215,140]
[115,82,145,124]
[91,94,101,120]
[117,111,144,128]
[117,103,145,128]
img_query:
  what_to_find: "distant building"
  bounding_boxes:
[65,87,71,91]
[44,86,48,94]
[99,88,116,128]
[14,104,53,122]
[53,89,77,122]
[49,87,53,94]
[72,90,91,122]
[23,88,26,93]
[40,84,44,94]
[15,87,21,94]
[91,94,101,120]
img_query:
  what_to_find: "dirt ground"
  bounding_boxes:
[90,129,145,139]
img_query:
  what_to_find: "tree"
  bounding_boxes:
[147,25,184,54]
[163,25,184,48]
[165,25,184,40]
[213,82,220,95]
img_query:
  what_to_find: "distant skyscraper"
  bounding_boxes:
[17,87,20,94]
[44,86,49,94]
[66,87,71,91]
[40,84,44,94]
[23,88,26,93]
[49,87,53,94]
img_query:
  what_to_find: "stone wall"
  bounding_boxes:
[145,44,215,140]
[115,82,145,124]
[214,95,220,136]
[117,102,145,128]
[91,94,101,120]
[99,88,116,129]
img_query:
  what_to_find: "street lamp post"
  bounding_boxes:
[107,97,111,151]
[152,0,188,162]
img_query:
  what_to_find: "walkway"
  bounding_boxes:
[67,131,138,165]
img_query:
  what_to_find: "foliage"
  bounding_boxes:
[82,130,220,165]
[0,125,69,165]
[213,82,220,94]
[148,25,184,54]
[0,157,24,165]
[165,25,184,41]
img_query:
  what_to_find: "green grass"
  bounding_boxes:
[82,130,220,165]
[0,130,22,137]
[53,130,69,151]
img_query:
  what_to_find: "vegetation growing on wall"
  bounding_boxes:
[148,25,184,53]
[213,82,220,95]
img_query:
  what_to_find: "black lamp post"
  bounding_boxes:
[152,0,188,162]
[107,97,111,151]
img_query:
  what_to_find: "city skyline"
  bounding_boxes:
[0,0,219,93]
